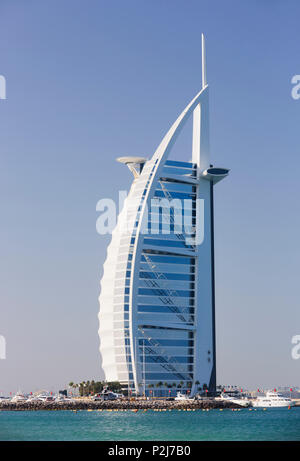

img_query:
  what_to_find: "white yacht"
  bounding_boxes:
[26,395,40,403]
[37,394,55,402]
[175,392,190,401]
[93,390,118,401]
[252,391,295,408]
[217,392,250,407]
[11,392,27,402]
[55,394,74,402]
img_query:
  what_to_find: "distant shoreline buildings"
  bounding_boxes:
[98,36,229,396]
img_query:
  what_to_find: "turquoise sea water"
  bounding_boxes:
[0,408,300,441]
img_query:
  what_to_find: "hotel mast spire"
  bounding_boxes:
[192,33,209,168]
[202,33,207,88]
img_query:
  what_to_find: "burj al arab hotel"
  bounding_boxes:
[98,36,229,396]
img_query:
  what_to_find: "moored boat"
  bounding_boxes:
[175,392,190,401]
[252,391,295,408]
[11,392,27,402]
[216,391,250,407]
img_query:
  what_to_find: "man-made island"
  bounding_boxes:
[0,398,243,411]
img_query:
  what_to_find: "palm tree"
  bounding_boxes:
[156,382,163,398]
[73,383,78,397]
[194,380,200,394]
[86,380,90,396]
[171,383,177,396]
[81,381,86,396]
[78,382,83,396]
[148,384,154,399]
[164,382,169,398]
[68,382,74,395]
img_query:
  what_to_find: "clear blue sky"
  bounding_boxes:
[0,0,300,393]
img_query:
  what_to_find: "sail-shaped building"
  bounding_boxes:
[98,36,229,396]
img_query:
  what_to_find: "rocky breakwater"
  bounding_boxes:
[0,398,240,411]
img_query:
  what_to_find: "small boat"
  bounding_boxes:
[217,391,250,407]
[37,393,55,402]
[11,392,27,402]
[252,391,295,408]
[26,395,40,403]
[93,386,118,401]
[55,395,74,402]
[175,392,190,401]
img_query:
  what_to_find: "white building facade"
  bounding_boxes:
[98,36,229,396]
